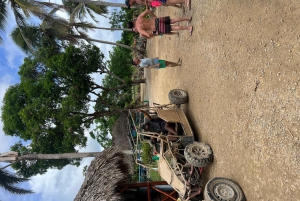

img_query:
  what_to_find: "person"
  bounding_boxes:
[139,109,179,141]
[133,57,181,69]
[125,0,190,9]
[127,7,193,38]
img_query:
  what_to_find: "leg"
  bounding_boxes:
[186,0,191,10]
[165,122,177,135]
[165,32,179,36]
[156,32,179,36]
[171,25,193,33]
[170,4,182,8]
[170,17,192,24]
[165,61,181,67]
[167,0,185,4]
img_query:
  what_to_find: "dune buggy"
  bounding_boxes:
[129,89,245,201]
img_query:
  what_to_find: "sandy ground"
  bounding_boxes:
[141,0,300,200]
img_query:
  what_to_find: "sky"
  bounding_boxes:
[0,1,124,200]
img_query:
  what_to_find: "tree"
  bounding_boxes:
[63,0,108,24]
[72,21,132,32]
[1,149,132,178]
[0,168,33,195]
[1,44,143,160]
[0,0,64,51]
[68,0,128,8]
[0,151,99,178]
[0,151,100,162]
[11,21,137,55]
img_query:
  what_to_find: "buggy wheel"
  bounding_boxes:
[184,142,213,167]
[168,89,188,104]
[204,177,245,201]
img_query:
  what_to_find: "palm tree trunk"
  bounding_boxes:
[17,152,99,160]
[88,38,137,51]
[84,26,132,32]
[1,151,133,163]
[68,0,127,8]
[17,151,133,161]
[72,23,133,32]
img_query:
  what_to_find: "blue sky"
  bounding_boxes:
[0,0,123,200]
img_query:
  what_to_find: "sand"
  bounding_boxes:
[141,0,300,200]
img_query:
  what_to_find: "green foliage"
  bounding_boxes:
[82,165,88,177]
[93,37,135,140]
[62,0,108,23]
[141,142,152,164]
[2,43,140,177]
[1,84,28,139]
[109,9,127,29]
[110,8,139,44]
[0,168,33,195]
[10,141,80,178]
[149,170,162,181]
[90,114,117,148]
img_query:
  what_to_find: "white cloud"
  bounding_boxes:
[2,37,26,70]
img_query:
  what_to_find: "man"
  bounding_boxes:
[127,8,193,38]
[139,109,179,141]
[125,0,190,9]
[132,57,181,69]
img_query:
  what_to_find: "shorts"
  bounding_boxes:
[157,60,166,68]
[155,16,171,34]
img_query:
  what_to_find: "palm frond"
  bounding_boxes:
[69,3,84,24]
[11,25,40,54]
[0,0,8,33]
[12,0,41,18]
[85,7,98,23]
[72,22,96,32]
[86,4,108,17]
[0,169,33,195]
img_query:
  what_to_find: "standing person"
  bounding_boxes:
[127,8,193,38]
[125,0,190,9]
[132,57,181,69]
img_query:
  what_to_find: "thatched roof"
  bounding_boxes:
[74,147,130,201]
[111,113,131,151]
[111,113,135,174]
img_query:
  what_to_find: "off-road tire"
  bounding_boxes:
[204,177,246,201]
[168,89,189,104]
[184,142,213,167]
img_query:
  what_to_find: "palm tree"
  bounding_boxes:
[62,0,108,24]
[72,21,132,32]
[0,0,63,45]
[0,168,33,195]
[68,0,127,8]
[0,151,100,163]
[11,21,137,54]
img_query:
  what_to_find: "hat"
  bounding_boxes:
[125,0,130,9]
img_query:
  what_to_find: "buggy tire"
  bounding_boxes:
[184,142,213,167]
[168,89,189,104]
[204,177,245,201]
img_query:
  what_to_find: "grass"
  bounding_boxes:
[149,169,162,181]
